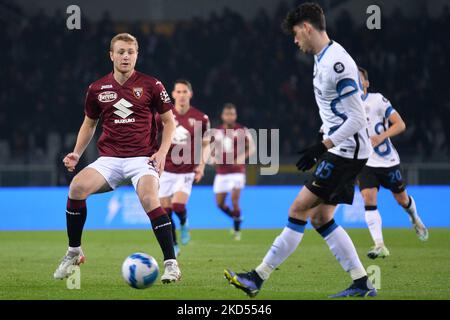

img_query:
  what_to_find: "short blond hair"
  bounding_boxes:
[110,33,139,51]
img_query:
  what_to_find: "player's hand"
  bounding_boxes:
[62,152,80,172]
[370,135,385,148]
[194,165,205,183]
[296,142,327,171]
[149,151,166,176]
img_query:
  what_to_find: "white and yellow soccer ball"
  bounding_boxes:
[121,253,159,289]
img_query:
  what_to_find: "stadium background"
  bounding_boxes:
[1,0,449,230]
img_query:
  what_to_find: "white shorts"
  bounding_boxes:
[213,173,246,194]
[158,171,195,198]
[87,156,159,190]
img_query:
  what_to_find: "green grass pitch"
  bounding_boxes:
[0,228,449,300]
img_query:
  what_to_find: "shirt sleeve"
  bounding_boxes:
[84,85,101,120]
[380,95,396,119]
[328,59,366,147]
[151,80,173,114]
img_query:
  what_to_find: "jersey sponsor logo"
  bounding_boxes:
[333,62,345,74]
[98,91,118,103]
[114,118,136,124]
[101,84,113,90]
[113,98,134,119]
[133,87,143,99]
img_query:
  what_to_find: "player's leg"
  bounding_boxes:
[361,188,390,259]
[230,188,242,240]
[135,174,180,283]
[172,191,190,245]
[160,196,179,257]
[224,186,320,297]
[159,172,180,256]
[358,166,389,259]
[54,167,112,279]
[214,174,236,234]
[310,205,376,297]
[215,192,233,217]
[383,165,428,241]
[392,190,428,241]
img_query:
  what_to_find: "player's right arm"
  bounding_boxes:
[63,84,101,172]
[63,116,99,172]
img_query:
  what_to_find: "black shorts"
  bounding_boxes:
[358,165,406,194]
[305,152,367,205]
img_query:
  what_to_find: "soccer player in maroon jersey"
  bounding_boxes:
[213,103,255,240]
[158,79,210,256]
[53,33,181,283]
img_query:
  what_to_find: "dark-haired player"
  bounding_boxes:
[224,3,376,298]
[54,33,181,283]
[158,80,210,257]
[213,103,255,240]
[358,67,428,259]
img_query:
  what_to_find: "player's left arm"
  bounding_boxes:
[149,80,175,174]
[323,69,366,149]
[150,110,176,174]
[297,62,366,171]
[371,111,406,147]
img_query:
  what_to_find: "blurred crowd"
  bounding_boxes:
[1,0,449,175]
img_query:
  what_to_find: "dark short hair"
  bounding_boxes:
[358,66,369,80]
[282,2,326,34]
[174,79,193,92]
[222,103,237,112]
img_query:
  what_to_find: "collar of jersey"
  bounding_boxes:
[361,92,369,101]
[316,40,334,63]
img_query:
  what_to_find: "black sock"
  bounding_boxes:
[147,207,176,261]
[353,276,370,289]
[173,203,187,226]
[163,207,177,245]
[66,198,87,247]
[233,210,242,231]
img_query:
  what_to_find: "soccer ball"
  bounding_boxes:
[121,252,159,289]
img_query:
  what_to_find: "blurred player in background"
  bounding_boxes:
[358,67,428,259]
[159,79,210,257]
[213,103,255,240]
[225,3,377,298]
[54,33,181,283]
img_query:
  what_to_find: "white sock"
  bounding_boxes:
[404,196,418,219]
[255,223,305,280]
[365,208,384,247]
[319,222,367,281]
[68,246,81,253]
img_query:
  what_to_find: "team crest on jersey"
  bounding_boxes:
[133,87,143,99]
[98,91,117,103]
[333,62,345,74]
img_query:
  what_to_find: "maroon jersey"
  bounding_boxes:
[215,123,248,174]
[84,71,172,157]
[163,106,210,174]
